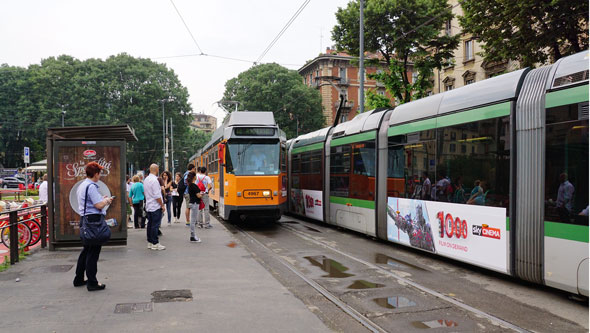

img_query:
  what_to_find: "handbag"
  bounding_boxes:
[79,183,112,246]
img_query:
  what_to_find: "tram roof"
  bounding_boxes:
[224,111,276,127]
[389,68,528,127]
[547,50,589,90]
[292,126,331,148]
[332,108,391,137]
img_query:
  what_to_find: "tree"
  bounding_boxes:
[222,63,325,138]
[0,54,193,170]
[460,0,588,68]
[332,0,459,104]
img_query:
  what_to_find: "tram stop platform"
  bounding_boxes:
[0,211,330,332]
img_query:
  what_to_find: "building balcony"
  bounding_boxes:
[335,101,354,109]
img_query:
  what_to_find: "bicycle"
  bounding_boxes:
[0,219,32,249]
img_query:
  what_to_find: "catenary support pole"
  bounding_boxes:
[359,0,365,113]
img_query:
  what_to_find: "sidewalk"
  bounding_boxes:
[0,209,330,332]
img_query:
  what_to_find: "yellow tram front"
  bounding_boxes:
[194,111,287,221]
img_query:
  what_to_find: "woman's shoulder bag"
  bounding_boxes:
[79,183,112,246]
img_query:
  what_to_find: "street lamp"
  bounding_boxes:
[61,110,66,127]
[160,98,174,171]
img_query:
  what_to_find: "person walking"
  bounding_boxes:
[182,164,196,226]
[172,172,183,223]
[38,174,48,203]
[197,167,213,229]
[128,175,145,229]
[161,171,173,226]
[187,171,202,243]
[144,164,166,250]
[73,161,113,291]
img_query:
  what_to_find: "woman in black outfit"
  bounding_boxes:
[172,172,183,223]
[74,161,113,291]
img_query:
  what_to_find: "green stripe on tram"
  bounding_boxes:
[329,196,375,209]
[292,142,323,155]
[544,221,589,243]
[506,217,510,231]
[545,85,589,108]
[388,102,511,137]
[331,131,376,147]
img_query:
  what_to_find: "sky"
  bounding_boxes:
[0,0,352,126]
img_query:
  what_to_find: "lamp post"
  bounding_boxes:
[160,99,173,171]
[61,110,66,127]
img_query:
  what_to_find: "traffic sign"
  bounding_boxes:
[24,147,30,164]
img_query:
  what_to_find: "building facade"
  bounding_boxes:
[298,48,400,126]
[190,114,217,133]
[430,0,520,94]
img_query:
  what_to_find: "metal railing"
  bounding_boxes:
[0,204,48,265]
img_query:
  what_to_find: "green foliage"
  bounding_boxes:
[460,0,588,68]
[222,63,325,138]
[0,54,193,171]
[365,89,391,110]
[332,0,459,104]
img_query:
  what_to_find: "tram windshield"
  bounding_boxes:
[225,141,280,175]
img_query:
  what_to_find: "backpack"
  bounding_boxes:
[177,172,187,195]
[196,175,206,193]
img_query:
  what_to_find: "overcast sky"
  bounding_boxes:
[0,0,351,125]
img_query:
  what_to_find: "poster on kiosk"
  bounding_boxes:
[53,141,126,242]
[386,197,508,273]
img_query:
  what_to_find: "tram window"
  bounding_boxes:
[436,117,510,210]
[310,150,322,174]
[301,151,311,173]
[330,145,351,197]
[352,140,376,176]
[291,154,301,173]
[545,103,589,225]
[281,146,287,173]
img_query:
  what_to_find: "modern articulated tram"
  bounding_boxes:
[287,51,589,295]
[191,111,288,221]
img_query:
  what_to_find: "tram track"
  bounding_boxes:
[218,214,531,333]
[276,221,529,333]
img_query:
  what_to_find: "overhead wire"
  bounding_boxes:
[169,0,205,55]
[255,0,311,64]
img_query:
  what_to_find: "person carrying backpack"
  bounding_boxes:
[181,164,196,226]
[196,167,212,228]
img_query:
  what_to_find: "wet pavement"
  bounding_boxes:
[0,207,330,332]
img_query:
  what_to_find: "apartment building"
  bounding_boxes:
[190,113,217,133]
[298,48,401,126]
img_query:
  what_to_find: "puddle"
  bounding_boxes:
[411,319,459,329]
[304,256,354,278]
[304,226,321,233]
[373,296,416,309]
[151,289,193,303]
[226,241,238,248]
[375,253,426,271]
[347,280,385,289]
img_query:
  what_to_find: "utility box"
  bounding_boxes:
[46,126,138,249]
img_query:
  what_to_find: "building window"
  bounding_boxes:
[465,40,474,61]
[378,89,385,96]
[444,83,454,91]
[340,67,346,80]
[412,71,418,83]
[445,20,452,36]
[465,78,475,85]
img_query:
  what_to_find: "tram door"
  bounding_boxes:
[218,143,225,219]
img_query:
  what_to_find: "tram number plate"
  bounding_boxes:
[244,190,262,198]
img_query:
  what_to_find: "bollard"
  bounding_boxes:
[9,211,18,265]
[41,205,47,248]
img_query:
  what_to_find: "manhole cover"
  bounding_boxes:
[114,302,153,313]
[151,289,193,303]
[30,265,73,273]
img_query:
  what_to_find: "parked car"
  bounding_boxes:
[1,177,25,189]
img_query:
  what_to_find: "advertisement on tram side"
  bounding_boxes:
[290,189,323,221]
[386,197,507,273]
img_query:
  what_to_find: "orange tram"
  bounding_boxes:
[190,111,288,221]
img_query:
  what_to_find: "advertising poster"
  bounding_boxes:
[56,144,122,239]
[387,197,507,273]
[302,190,323,221]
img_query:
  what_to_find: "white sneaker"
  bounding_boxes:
[147,243,153,249]
[151,243,166,250]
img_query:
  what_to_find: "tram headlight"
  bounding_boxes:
[263,191,271,197]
